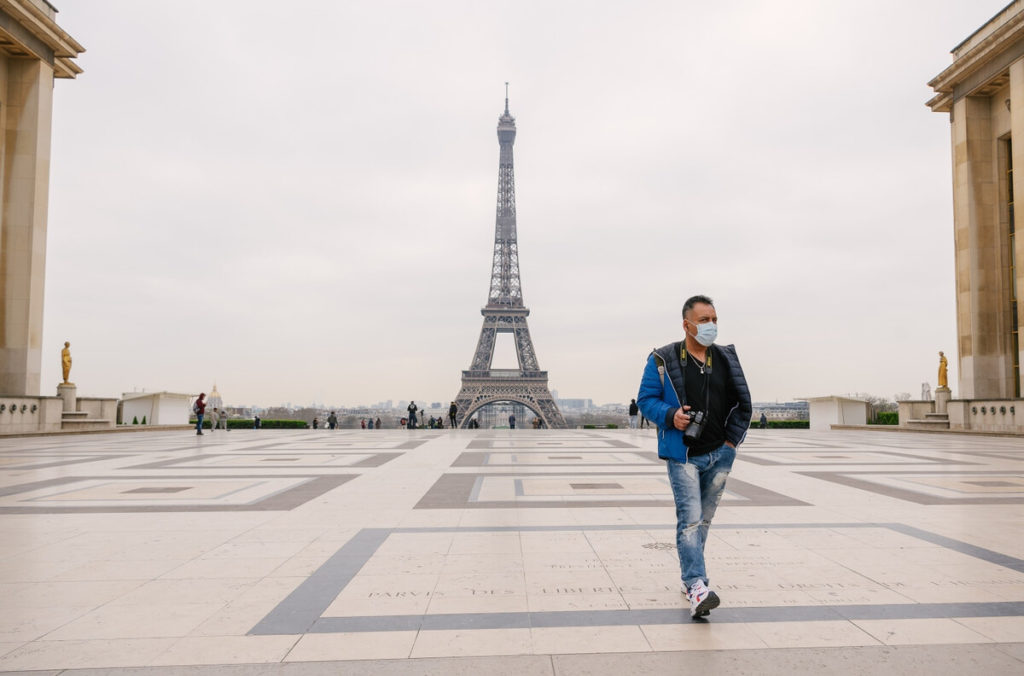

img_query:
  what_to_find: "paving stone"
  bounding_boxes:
[0,428,1021,671]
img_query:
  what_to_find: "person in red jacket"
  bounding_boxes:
[193,393,206,436]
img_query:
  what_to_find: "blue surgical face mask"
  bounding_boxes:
[687,320,717,347]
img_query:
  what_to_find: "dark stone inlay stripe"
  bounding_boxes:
[0,454,123,470]
[742,450,976,467]
[885,523,1024,574]
[799,470,1024,505]
[126,452,401,470]
[415,473,806,509]
[467,439,638,449]
[305,601,1024,634]
[122,487,191,494]
[249,528,392,635]
[353,453,402,467]
[451,450,659,467]
[0,474,356,513]
[391,522,876,534]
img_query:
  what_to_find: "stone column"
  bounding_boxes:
[951,94,1005,398]
[0,58,55,396]
[935,387,951,415]
[56,382,77,413]
[1011,58,1024,397]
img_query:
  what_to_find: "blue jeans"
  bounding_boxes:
[195,414,204,433]
[666,443,735,589]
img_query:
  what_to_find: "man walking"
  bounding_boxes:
[637,295,751,619]
[407,401,418,429]
[193,393,206,436]
[628,399,639,429]
[449,401,458,428]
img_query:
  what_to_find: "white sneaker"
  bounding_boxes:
[687,580,720,619]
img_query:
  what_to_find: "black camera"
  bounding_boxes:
[683,410,706,440]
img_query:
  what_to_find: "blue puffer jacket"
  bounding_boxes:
[637,341,752,462]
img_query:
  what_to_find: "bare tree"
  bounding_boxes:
[850,392,897,420]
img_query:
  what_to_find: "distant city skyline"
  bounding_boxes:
[37,1,1002,408]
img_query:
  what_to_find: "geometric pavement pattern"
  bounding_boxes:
[0,428,1022,671]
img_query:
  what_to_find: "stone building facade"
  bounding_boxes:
[0,1,83,397]
[928,0,1024,400]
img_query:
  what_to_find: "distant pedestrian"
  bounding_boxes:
[508,413,516,429]
[629,399,639,429]
[254,414,261,429]
[312,417,319,430]
[407,401,418,429]
[449,401,458,428]
[193,393,206,435]
[209,407,220,432]
[759,413,767,429]
[400,417,407,429]
[328,412,338,430]
[219,409,229,431]
[360,418,366,429]
[375,417,382,429]
[368,418,375,430]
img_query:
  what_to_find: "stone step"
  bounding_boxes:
[61,418,114,431]
[906,418,950,430]
[61,411,89,419]
[924,413,950,420]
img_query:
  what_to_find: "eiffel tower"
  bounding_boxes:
[454,89,567,429]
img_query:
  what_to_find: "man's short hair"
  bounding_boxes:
[682,294,714,319]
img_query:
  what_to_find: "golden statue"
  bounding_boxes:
[937,351,948,388]
[61,341,72,384]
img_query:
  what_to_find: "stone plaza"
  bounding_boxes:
[0,427,1021,674]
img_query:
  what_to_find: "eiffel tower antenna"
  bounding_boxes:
[453,91,567,429]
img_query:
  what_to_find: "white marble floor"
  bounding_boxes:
[0,428,1022,673]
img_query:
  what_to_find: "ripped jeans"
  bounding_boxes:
[666,443,736,589]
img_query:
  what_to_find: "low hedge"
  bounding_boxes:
[870,411,898,425]
[189,418,308,429]
[749,420,810,429]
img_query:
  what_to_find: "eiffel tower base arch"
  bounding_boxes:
[455,374,567,429]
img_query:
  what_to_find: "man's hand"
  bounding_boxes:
[673,406,692,431]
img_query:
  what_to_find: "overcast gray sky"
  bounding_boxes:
[40,0,1005,408]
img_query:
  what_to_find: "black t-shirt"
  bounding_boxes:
[682,348,737,456]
